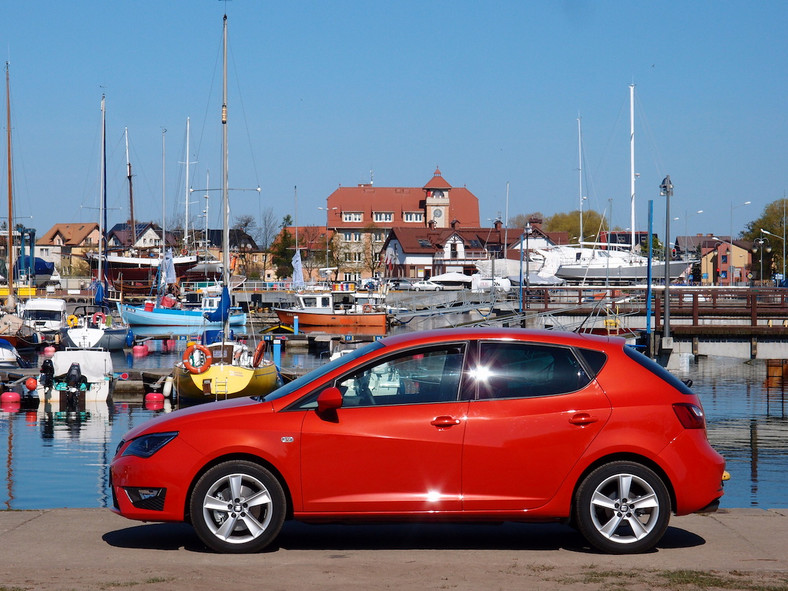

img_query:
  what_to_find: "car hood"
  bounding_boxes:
[121,396,272,441]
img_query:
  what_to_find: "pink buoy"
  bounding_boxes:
[145,392,165,403]
[132,345,147,357]
[43,346,56,357]
[1,391,21,403]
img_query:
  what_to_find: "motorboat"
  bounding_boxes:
[35,349,115,405]
[273,286,388,330]
[61,305,132,351]
[18,298,67,335]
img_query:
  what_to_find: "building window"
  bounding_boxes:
[373,231,384,242]
[353,232,361,242]
[343,212,363,223]
[354,252,362,262]
[404,212,424,223]
[721,255,728,264]
[373,212,393,223]
[342,231,361,242]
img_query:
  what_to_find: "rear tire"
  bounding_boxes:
[190,460,286,553]
[574,461,670,554]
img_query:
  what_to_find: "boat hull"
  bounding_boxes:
[61,326,131,351]
[118,303,247,327]
[174,362,279,403]
[556,260,691,282]
[274,308,388,329]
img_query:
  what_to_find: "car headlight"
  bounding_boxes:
[122,432,178,458]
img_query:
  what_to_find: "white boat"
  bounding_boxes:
[36,349,115,404]
[539,246,691,283]
[61,305,132,351]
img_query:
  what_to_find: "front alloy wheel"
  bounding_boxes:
[575,461,670,554]
[190,460,285,553]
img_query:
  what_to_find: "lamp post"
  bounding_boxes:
[761,228,784,285]
[753,237,771,284]
[660,176,673,340]
[676,209,704,261]
[519,222,532,312]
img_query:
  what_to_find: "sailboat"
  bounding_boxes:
[173,13,278,403]
[62,96,132,351]
[542,86,691,284]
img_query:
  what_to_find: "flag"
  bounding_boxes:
[292,249,305,288]
[163,248,177,285]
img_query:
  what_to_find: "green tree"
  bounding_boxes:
[544,210,608,243]
[743,198,787,281]
[270,215,295,279]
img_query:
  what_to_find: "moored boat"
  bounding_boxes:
[273,287,388,329]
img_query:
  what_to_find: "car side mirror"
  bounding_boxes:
[317,387,343,414]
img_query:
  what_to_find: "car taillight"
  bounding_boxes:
[673,403,705,429]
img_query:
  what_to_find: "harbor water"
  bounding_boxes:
[1,343,786,511]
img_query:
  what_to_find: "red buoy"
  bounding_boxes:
[1,391,21,403]
[145,392,165,403]
[43,346,56,357]
[24,377,37,392]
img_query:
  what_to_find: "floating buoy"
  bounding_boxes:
[43,346,56,357]
[1,391,21,403]
[24,377,37,392]
[145,392,165,403]
[116,372,129,381]
[132,345,147,357]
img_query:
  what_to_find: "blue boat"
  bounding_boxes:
[117,287,246,327]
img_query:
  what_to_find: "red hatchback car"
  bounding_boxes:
[110,328,725,554]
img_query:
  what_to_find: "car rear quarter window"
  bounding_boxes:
[577,348,608,376]
[474,342,591,399]
[623,346,693,394]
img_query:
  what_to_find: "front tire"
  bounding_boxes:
[574,461,670,554]
[190,460,286,553]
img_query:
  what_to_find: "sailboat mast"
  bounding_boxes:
[99,94,106,286]
[629,84,636,251]
[5,63,13,305]
[184,117,190,252]
[125,128,138,248]
[221,13,229,289]
[577,116,583,244]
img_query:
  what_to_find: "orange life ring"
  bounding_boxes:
[92,311,107,325]
[252,341,267,367]
[183,344,213,374]
[362,304,373,313]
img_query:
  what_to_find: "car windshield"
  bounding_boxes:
[260,341,385,402]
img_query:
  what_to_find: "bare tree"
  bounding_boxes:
[258,207,279,250]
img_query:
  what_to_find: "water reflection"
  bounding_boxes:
[1,354,786,510]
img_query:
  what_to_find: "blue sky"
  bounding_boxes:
[2,1,786,242]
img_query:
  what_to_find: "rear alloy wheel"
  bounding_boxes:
[190,460,286,553]
[575,461,670,554]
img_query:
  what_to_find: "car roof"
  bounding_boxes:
[378,327,624,351]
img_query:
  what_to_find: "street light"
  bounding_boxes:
[673,209,704,260]
[730,200,751,244]
[660,175,673,340]
[753,237,771,284]
[519,223,533,313]
[761,228,785,285]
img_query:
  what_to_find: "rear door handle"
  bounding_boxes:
[569,412,598,426]
[431,416,462,428]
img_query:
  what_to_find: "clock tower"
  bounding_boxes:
[424,167,451,228]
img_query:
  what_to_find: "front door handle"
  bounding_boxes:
[431,416,461,428]
[568,412,598,426]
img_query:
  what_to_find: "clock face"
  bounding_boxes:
[433,209,443,218]
[432,190,444,199]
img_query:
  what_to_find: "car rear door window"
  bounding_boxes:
[474,342,591,399]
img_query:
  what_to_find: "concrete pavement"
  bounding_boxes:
[0,508,786,590]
